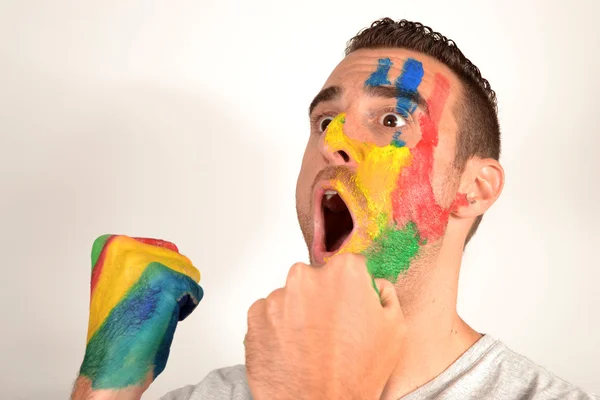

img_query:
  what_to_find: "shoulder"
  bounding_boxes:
[468,339,597,399]
[160,365,252,400]
[404,335,598,400]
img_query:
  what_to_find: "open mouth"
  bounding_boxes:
[321,189,354,253]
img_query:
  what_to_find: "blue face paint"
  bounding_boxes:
[365,58,393,87]
[363,57,424,147]
[395,58,424,118]
[391,131,406,147]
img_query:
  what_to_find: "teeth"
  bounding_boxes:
[324,190,337,200]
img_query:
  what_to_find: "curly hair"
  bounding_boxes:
[346,18,501,245]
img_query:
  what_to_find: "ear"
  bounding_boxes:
[453,158,504,218]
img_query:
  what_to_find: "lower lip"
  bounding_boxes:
[312,186,326,264]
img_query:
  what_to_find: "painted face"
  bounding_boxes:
[296,49,466,281]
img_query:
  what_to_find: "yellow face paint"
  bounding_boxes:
[323,113,413,258]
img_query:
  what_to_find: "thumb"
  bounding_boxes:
[374,278,400,310]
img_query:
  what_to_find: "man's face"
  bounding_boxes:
[296,48,466,281]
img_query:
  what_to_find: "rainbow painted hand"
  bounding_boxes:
[79,234,203,391]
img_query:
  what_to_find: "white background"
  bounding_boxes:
[0,0,598,398]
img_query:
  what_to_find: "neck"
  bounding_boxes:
[380,238,481,400]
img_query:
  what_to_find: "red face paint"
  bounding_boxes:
[392,74,456,242]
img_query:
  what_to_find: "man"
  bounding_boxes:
[71,19,598,400]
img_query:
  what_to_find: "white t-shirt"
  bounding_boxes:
[161,335,598,399]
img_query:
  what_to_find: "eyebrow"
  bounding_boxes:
[309,86,342,116]
[364,85,429,115]
[308,84,428,117]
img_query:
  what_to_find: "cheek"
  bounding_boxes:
[357,145,412,221]
[431,136,459,205]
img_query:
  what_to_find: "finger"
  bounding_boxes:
[374,278,400,310]
[245,299,263,349]
[327,253,370,282]
[327,253,367,270]
[246,298,267,351]
[248,298,267,323]
[285,262,311,288]
[91,234,114,270]
[264,287,287,321]
[266,287,285,304]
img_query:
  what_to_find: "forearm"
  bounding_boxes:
[71,375,146,400]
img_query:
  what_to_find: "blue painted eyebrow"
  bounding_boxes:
[363,57,427,117]
[364,85,429,116]
[308,84,428,117]
[395,58,425,118]
[309,58,428,118]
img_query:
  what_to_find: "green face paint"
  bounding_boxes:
[365,222,421,282]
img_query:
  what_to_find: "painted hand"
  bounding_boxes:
[245,253,406,400]
[79,234,203,392]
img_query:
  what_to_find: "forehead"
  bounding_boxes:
[322,48,461,100]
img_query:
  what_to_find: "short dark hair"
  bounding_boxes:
[345,18,501,246]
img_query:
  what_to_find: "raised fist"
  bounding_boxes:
[79,234,203,391]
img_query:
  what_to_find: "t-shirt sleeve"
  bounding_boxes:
[160,365,252,400]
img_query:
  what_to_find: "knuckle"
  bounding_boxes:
[248,298,266,321]
[286,262,308,285]
[265,288,284,315]
[91,234,114,256]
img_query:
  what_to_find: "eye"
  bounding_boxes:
[380,112,406,128]
[319,116,333,132]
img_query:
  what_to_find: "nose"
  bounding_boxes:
[318,114,360,168]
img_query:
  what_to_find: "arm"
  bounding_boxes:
[245,254,406,399]
[71,235,204,400]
